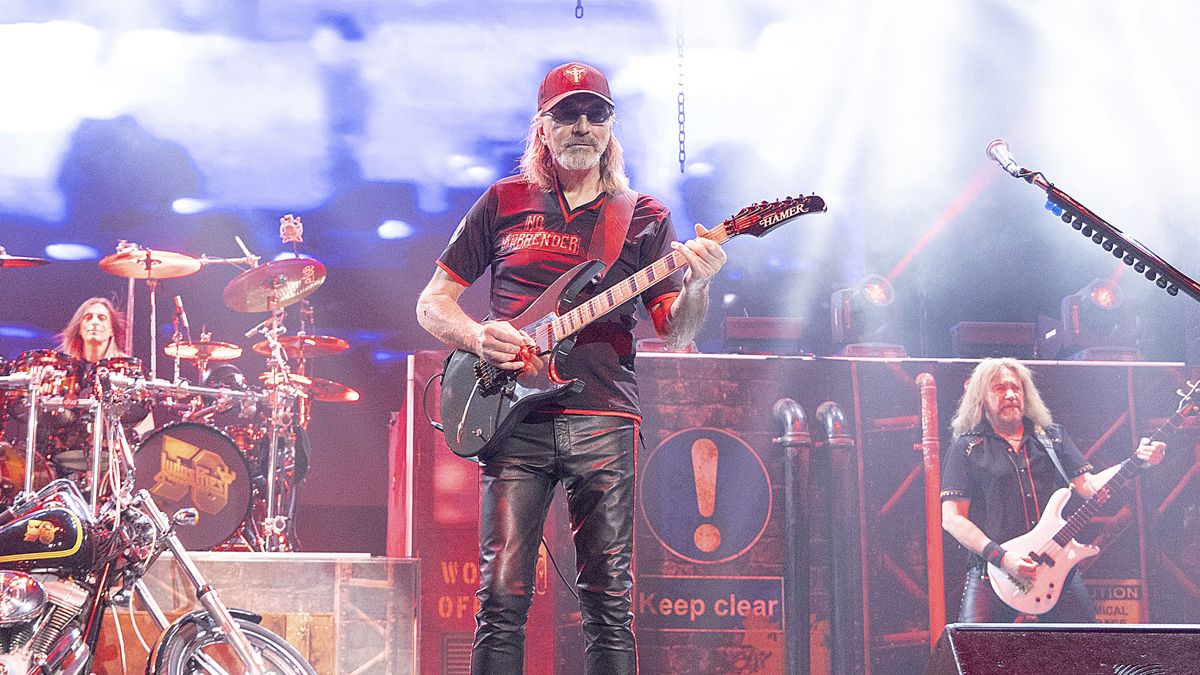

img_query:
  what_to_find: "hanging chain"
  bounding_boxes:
[676,3,686,173]
[575,0,583,19]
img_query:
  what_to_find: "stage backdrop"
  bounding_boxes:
[394,351,1200,675]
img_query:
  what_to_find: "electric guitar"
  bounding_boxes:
[988,380,1200,614]
[438,194,827,458]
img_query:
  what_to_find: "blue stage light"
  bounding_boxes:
[44,243,100,261]
[377,219,415,240]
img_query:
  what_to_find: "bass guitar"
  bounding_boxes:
[989,379,1199,614]
[439,194,826,458]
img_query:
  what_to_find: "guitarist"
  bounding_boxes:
[940,357,1165,622]
[415,62,725,674]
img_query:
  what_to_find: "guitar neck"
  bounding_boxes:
[1053,458,1141,546]
[552,225,731,341]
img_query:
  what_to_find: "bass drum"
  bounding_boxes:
[134,423,254,551]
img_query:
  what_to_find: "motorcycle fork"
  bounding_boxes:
[134,490,270,675]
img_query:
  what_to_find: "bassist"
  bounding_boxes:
[940,358,1165,622]
[416,62,725,674]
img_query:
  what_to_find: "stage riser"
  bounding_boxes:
[94,554,417,675]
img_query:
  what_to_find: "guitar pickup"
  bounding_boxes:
[1030,551,1055,567]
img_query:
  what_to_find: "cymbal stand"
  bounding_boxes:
[170,311,184,385]
[254,309,295,551]
[294,299,316,428]
[116,241,138,356]
[138,250,163,381]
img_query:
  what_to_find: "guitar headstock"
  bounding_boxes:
[1177,380,1200,424]
[721,194,827,239]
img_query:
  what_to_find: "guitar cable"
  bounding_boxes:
[421,371,444,432]
[542,534,579,600]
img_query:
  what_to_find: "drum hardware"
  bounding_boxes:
[197,234,260,270]
[250,334,349,359]
[164,333,244,385]
[100,242,202,380]
[163,338,244,362]
[0,244,50,268]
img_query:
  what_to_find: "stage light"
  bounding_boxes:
[44,242,99,261]
[1058,278,1141,360]
[830,274,906,357]
[377,219,414,240]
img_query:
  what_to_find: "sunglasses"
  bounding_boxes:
[543,102,614,125]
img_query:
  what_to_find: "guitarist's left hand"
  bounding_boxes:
[673,223,728,288]
[1135,437,1167,466]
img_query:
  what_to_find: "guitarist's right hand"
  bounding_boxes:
[474,320,538,372]
[1000,551,1039,580]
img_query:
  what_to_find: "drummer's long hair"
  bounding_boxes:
[518,112,629,195]
[57,297,128,361]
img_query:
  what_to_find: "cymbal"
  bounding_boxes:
[99,248,201,279]
[0,247,50,268]
[163,340,243,361]
[308,377,361,403]
[223,257,326,313]
[258,371,312,388]
[257,372,360,402]
[251,335,349,358]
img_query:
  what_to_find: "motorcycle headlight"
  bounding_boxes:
[0,570,47,625]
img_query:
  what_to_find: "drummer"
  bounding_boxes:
[57,297,127,363]
[50,297,154,476]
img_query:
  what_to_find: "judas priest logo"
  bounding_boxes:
[24,519,62,545]
[152,435,237,514]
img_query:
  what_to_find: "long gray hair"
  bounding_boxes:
[517,113,629,195]
[950,358,1054,438]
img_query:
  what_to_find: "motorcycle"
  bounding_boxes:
[0,476,316,674]
[0,363,315,674]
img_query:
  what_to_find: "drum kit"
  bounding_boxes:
[0,221,359,552]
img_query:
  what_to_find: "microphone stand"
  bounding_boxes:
[989,140,1200,304]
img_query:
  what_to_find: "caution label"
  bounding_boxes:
[1087,578,1145,624]
[636,575,784,632]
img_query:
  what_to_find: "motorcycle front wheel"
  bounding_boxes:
[149,616,316,675]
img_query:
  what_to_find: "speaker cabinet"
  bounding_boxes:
[926,623,1200,674]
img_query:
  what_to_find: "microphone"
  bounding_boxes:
[986,138,1023,177]
[174,295,191,333]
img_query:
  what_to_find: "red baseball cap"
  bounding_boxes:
[537,62,614,113]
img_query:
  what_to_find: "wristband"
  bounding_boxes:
[982,540,1007,566]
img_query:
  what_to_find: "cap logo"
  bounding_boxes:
[564,65,588,84]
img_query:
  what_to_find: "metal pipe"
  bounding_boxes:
[916,373,946,648]
[773,398,811,675]
[815,400,859,675]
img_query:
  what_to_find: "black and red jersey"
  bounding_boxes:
[437,175,682,417]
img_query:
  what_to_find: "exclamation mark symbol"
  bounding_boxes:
[691,438,721,553]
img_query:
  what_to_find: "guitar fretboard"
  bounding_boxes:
[1052,384,1197,546]
[551,224,732,341]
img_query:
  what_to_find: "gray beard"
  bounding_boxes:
[555,144,602,171]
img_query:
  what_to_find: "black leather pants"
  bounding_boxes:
[471,413,638,675]
[958,563,1095,623]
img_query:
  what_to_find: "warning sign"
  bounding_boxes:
[1087,578,1145,623]
[636,575,784,632]
[640,427,772,564]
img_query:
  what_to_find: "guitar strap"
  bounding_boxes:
[1034,425,1072,485]
[586,189,638,281]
